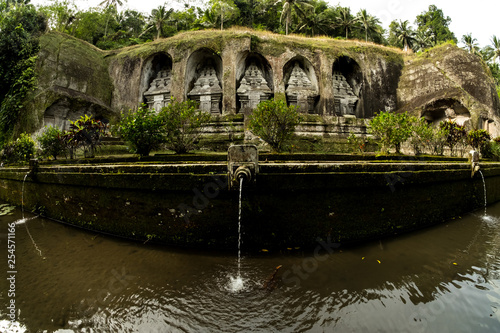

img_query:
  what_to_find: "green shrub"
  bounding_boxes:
[0,132,35,164]
[369,111,412,154]
[467,129,491,153]
[68,115,108,158]
[439,120,466,156]
[37,126,65,160]
[408,116,433,155]
[248,99,302,153]
[429,126,448,156]
[484,141,500,160]
[347,132,367,153]
[160,99,211,154]
[118,105,166,156]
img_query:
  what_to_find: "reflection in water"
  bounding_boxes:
[1,202,500,332]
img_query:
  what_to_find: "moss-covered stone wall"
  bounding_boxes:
[18,30,500,140]
[2,160,500,250]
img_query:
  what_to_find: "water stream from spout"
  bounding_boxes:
[21,173,28,220]
[19,172,44,258]
[479,170,487,216]
[229,177,244,292]
[238,176,243,276]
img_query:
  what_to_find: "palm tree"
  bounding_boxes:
[334,7,358,40]
[491,35,500,64]
[356,9,380,42]
[99,0,123,37]
[140,5,174,40]
[461,33,479,54]
[276,0,312,35]
[298,4,333,37]
[393,20,416,52]
[413,30,433,52]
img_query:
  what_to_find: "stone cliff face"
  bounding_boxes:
[22,32,114,134]
[397,43,500,136]
[22,30,500,138]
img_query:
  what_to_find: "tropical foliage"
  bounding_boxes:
[248,99,302,153]
[160,99,212,154]
[369,111,413,154]
[0,2,46,147]
[117,105,166,156]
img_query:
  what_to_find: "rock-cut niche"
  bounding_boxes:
[141,53,173,112]
[236,53,273,114]
[332,56,362,117]
[284,57,319,114]
[421,98,471,127]
[186,48,223,114]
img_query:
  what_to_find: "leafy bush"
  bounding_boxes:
[369,111,412,154]
[439,120,466,156]
[0,5,46,146]
[467,129,491,153]
[0,133,35,164]
[408,116,433,155]
[484,141,500,160]
[347,132,367,153]
[429,126,448,156]
[118,105,166,156]
[37,126,65,160]
[160,99,211,154]
[248,99,302,153]
[68,115,108,158]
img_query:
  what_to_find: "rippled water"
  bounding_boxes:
[2,201,500,332]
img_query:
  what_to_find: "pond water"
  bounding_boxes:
[2,200,500,332]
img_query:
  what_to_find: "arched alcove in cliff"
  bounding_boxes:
[185,48,223,114]
[421,98,471,127]
[140,53,173,111]
[283,56,319,114]
[43,96,111,131]
[235,52,274,114]
[332,56,363,117]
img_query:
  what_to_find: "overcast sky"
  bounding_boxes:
[32,0,497,48]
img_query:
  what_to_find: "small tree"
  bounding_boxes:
[429,126,448,156]
[369,111,412,154]
[439,120,467,156]
[409,116,433,155]
[68,115,108,158]
[37,126,65,160]
[0,133,35,164]
[248,99,302,153]
[118,105,166,157]
[160,99,211,154]
[467,129,491,153]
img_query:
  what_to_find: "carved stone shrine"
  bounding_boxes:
[286,63,318,113]
[144,68,172,111]
[237,63,272,113]
[333,71,358,116]
[188,65,222,114]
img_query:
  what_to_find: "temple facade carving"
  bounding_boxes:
[285,63,318,113]
[332,71,358,116]
[143,68,172,112]
[187,65,222,114]
[237,62,272,113]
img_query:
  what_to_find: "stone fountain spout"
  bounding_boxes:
[469,150,480,178]
[228,145,258,190]
[27,158,39,179]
